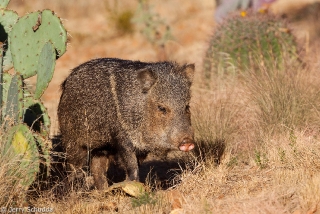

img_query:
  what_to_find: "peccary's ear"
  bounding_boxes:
[182,64,195,83]
[137,68,157,93]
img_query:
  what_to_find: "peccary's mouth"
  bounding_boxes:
[178,138,195,152]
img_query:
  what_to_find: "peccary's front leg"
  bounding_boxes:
[118,143,139,181]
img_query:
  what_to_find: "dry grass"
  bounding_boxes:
[2,0,320,213]
[246,63,320,135]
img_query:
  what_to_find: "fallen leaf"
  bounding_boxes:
[104,181,146,197]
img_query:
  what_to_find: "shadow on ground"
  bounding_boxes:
[29,135,225,199]
[35,136,192,196]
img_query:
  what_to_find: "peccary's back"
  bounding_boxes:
[59,59,143,148]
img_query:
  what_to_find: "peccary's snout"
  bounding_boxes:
[179,137,195,152]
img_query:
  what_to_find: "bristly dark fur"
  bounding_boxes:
[58,58,195,190]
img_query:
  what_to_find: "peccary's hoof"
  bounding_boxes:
[179,138,195,152]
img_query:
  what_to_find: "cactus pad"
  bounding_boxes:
[1,72,10,108]
[23,95,51,137]
[0,0,10,9]
[4,74,23,125]
[4,124,40,187]
[0,9,19,71]
[204,13,299,80]
[34,42,56,99]
[10,9,67,78]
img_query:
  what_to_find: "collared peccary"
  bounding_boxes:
[58,58,195,190]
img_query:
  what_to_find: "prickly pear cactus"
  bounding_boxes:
[10,9,67,79]
[0,9,18,71]
[0,9,18,115]
[34,42,56,99]
[204,13,299,80]
[0,2,67,190]
[0,0,10,9]
[23,95,51,136]
[4,124,40,188]
[4,74,23,126]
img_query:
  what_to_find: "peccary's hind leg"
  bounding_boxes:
[91,152,109,190]
[118,145,139,181]
[64,145,88,191]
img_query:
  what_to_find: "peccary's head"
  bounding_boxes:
[138,62,195,152]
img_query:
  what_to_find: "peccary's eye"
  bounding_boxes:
[185,105,190,114]
[158,105,167,114]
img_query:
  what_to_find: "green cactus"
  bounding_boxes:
[0,5,68,191]
[0,8,18,116]
[34,41,56,99]
[0,0,10,9]
[4,74,23,125]
[2,72,12,117]
[10,9,67,79]
[204,13,299,80]
[4,124,40,188]
[24,95,51,137]
[0,9,19,71]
